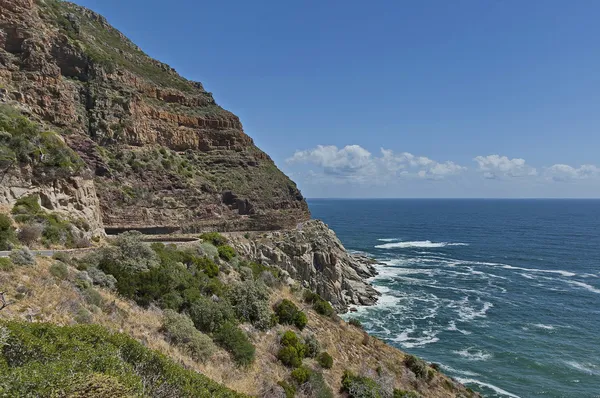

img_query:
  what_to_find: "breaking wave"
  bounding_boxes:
[375,240,469,249]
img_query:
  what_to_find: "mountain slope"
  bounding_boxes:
[0,0,309,232]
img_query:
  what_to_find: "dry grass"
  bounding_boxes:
[0,258,475,397]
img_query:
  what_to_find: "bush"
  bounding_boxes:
[280,330,300,347]
[86,267,117,290]
[49,262,68,280]
[404,355,432,381]
[304,334,320,358]
[277,346,303,368]
[274,299,307,330]
[0,258,14,272]
[214,322,255,367]
[291,366,312,384]
[17,223,42,246]
[341,371,384,398]
[349,318,363,328]
[0,213,15,250]
[294,311,308,330]
[112,231,158,271]
[188,296,237,334]
[161,310,216,362]
[228,280,272,330]
[0,320,243,397]
[277,380,296,398]
[217,245,236,261]
[317,352,333,369]
[313,299,335,317]
[9,247,35,266]
[197,242,219,259]
[200,232,228,246]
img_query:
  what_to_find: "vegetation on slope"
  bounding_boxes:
[0,320,244,397]
[0,105,84,180]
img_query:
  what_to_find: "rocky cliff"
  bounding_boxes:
[0,0,309,232]
[228,220,381,312]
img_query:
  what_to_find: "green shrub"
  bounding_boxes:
[161,310,216,362]
[74,307,93,324]
[214,322,255,367]
[348,318,363,328]
[200,232,228,246]
[188,296,237,334]
[404,355,432,381]
[393,390,420,398]
[341,370,384,398]
[317,352,333,369]
[86,267,117,290]
[49,262,68,280]
[304,334,320,358]
[294,311,308,330]
[304,290,335,317]
[0,214,15,250]
[227,280,272,330]
[277,346,303,368]
[0,257,14,271]
[217,245,236,261]
[278,380,296,398]
[313,299,335,317]
[281,330,300,348]
[0,320,243,397]
[9,247,35,266]
[274,299,307,330]
[291,366,312,384]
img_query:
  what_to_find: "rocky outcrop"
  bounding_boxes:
[0,0,310,231]
[0,170,104,238]
[229,220,380,312]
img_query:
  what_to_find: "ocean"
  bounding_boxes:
[308,199,600,398]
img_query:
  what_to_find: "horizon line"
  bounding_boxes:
[306,197,600,200]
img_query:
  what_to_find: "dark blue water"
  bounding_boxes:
[308,199,600,398]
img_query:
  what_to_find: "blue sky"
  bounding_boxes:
[75,0,600,198]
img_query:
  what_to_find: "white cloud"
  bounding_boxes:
[473,155,537,179]
[545,164,600,182]
[287,145,466,182]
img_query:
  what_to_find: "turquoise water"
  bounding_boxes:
[308,199,600,398]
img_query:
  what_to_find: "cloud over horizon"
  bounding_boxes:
[287,145,466,182]
[285,145,600,197]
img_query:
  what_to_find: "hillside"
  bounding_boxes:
[0,233,479,397]
[0,0,309,233]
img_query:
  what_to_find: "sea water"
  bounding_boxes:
[308,199,600,398]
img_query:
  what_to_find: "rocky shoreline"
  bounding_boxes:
[228,220,381,313]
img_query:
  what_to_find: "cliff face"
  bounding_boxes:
[229,220,381,312]
[0,0,309,231]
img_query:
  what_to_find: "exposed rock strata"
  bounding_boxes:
[229,220,380,312]
[0,0,309,231]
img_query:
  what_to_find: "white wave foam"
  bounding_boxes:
[447,320,472,335]
[440,364,480,377]
[377,238,400,242]
[532,323,554,330]
[565,360,600,376]
[393,327,440,348]
[375,240,469,249]
[499,264,576,277]
[456,377,521,398]
[565,280,600,294]
[453,347,492,361]
[452,297,493,321]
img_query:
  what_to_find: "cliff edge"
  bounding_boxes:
[0,0,309,232]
